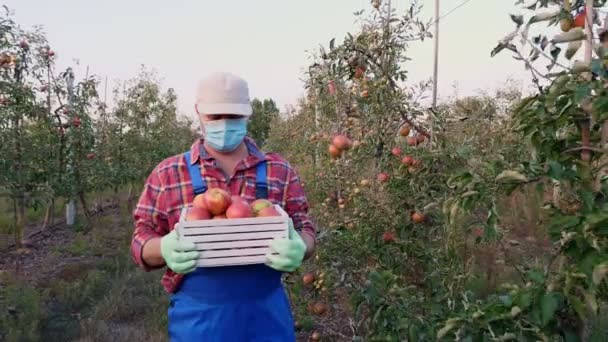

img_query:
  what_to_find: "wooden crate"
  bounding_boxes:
[176,205,289,267]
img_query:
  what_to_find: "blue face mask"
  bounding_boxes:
[203,118,248,152]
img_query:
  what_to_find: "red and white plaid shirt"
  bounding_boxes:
[130,137,316,293]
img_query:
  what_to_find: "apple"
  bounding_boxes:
[411,211,426,224]
[332,135,352,150]
[328,80,336,95]
[401,155,414,166]
[328,144,342,158]
[391,147,401,157]
[251,199,273,216]
[313,302,328,315]
[186,207,211,221]
[203,188,232,215]
[303,273,315,285]
[407,137,417,146]
[377,172,390,183]
[73,116,81,128]
[383,231,396,243]
[360,89,369,97]
[416,134,426,144]
[47,49,55,57]
[19,40,29,50]
[338,198,345,205]
[258,206,281,217]
[399,125,411,137]
[86,153,95,160]
[354,66,365,79]
[226,201,253,219]
[412,159,422,167]
[192,194,207,209]
[360,179,370,186]
[311,332,321,342]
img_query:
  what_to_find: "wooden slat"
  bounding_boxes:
[195,238,276,249]
[196,255,270,267]
[200,247,270,258]
[182,230,282,243]
[181,223,286,236]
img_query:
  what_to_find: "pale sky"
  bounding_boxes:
[4,0,534,117]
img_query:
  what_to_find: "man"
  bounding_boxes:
[130,72,316,341]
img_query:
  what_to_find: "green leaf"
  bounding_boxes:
[540,293,559,326]
[527,269,545,284]
[510,14,524,27]
[495,170,528,183]
[592,262,608,285]
[549,215,581,236]
[547,161,564,180]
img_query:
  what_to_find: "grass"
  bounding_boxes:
[0,194,168,341]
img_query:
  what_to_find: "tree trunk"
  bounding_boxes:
[41,198,54,230]
[14,197,25,249]
[79,191,90,220]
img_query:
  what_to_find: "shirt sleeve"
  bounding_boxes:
[130,166,170,271]
[283,165,316,243]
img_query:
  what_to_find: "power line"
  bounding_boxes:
[432,0,475,26]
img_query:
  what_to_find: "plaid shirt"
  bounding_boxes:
[130,137,316,294]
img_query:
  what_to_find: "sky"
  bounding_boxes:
[3,0,534,118]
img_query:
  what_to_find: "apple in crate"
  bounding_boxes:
[257,206,281,217]
[226,200,253,219]
[204,188,231,215]
[251,199,273,216]
[186,207,211,221]
[213,214,227,219]
[192,194,207,209]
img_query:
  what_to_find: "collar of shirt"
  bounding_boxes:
[188,136,266,171]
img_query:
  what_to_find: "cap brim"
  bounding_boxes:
[197,103,252,116]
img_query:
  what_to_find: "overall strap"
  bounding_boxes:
[184,152,207,195]
[255,161,268,199]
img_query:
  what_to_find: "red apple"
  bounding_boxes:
[332,135,352,150]
[391,147,402,157]
[72,116,81,128]
[86,153,95,160]
[383,231,396,243]
[416,134,426,144]
[401,155,414,166]
[328,144,342,158]
[328,80,336,95]
[226,201,253,219]
[412,211,426,224]
[258,206,281,217]
[377,172,390,183]
[186,207,211,221]
[19,40,29,50]
[203,188,232,215]
[407,137,417,146]
[47,49,55,57]
[360,89,369,97]
[193,194,207,209]
[399,125,411,137]
[251,199,273,216]
[354,66,365,79]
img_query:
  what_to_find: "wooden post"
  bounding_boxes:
[431,0,440,150]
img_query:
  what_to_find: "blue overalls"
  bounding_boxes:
[167,152,295,342]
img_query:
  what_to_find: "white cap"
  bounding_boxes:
[195,72,252,116]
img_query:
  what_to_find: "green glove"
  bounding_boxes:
[160,229,199,274]
[265,219,306,272]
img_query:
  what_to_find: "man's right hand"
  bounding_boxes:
[160,230,199,274]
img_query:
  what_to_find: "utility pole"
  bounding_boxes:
[431,0,440,150]
[65,70,76,226]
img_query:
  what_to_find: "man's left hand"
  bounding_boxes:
[265,219,306,272]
